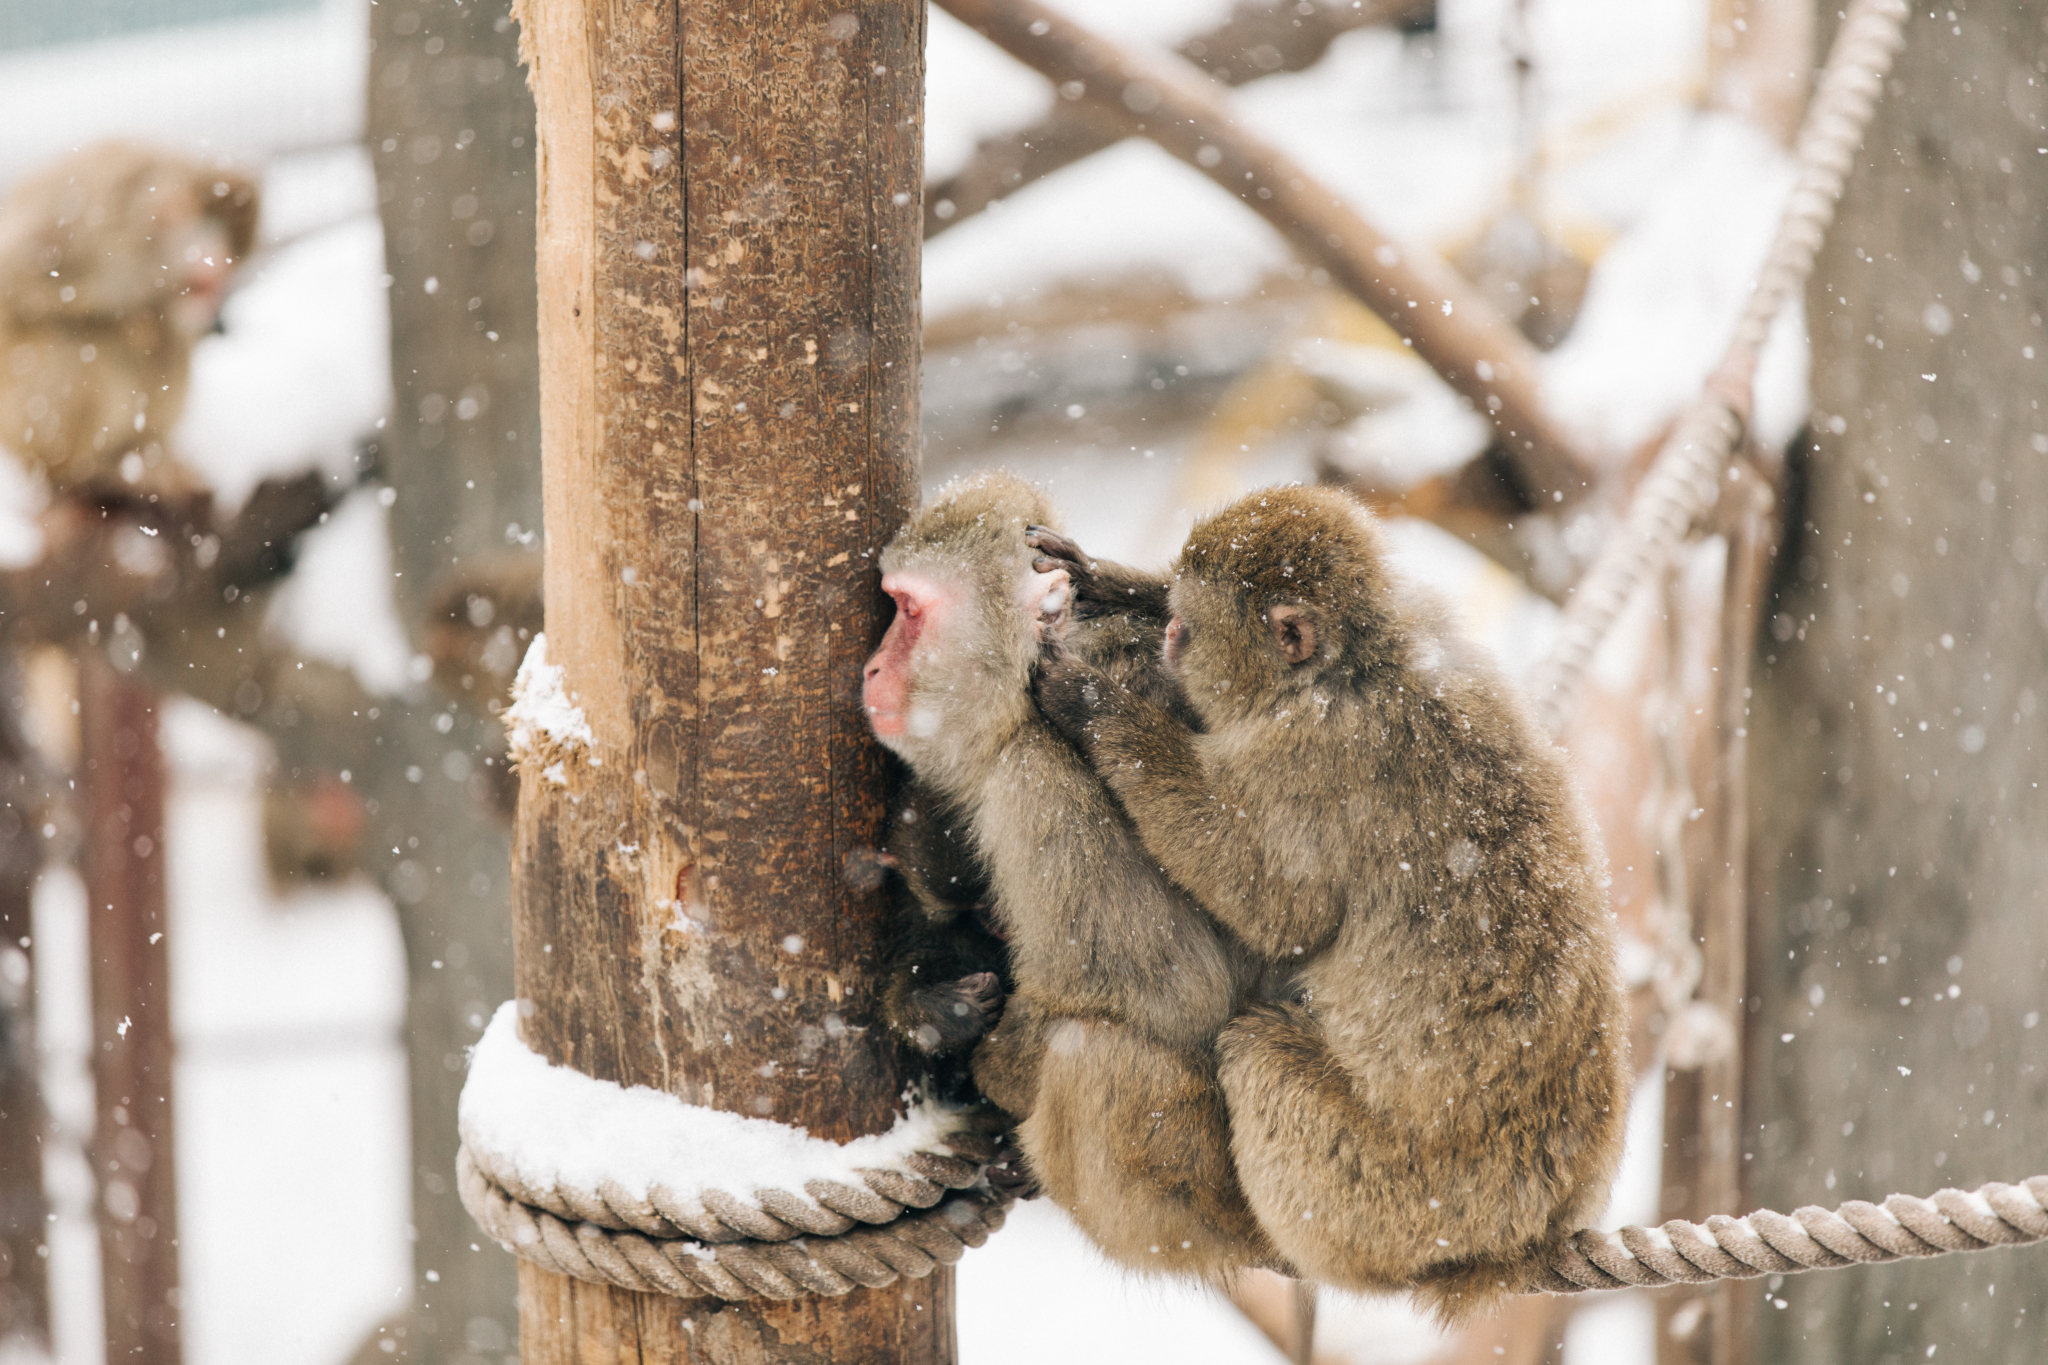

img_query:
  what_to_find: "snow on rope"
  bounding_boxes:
[456,1002,1017,1300]
[1526,0,1909,736]
[1531,1176,2048,1294]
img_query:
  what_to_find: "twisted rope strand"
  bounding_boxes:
[458,1144,1019,1301]
[1528,0,1909,735]
[1528,1175,2048,1294]
[460,1122,1000,1244]
[465,1135,2044,1304]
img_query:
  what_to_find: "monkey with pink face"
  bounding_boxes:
[868,475,1627,1319]
[863,470,1275,1278]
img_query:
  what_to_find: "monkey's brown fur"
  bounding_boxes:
[863,471,1273,1277]
[1036,485,1629,1320]
[0,141,258,499]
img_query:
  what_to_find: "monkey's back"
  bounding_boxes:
[1212,648,1629,1305]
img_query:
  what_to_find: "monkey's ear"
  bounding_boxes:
[1267,603,1318,665]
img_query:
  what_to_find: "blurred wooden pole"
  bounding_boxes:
[364,0,543,1356]
[1655,484,1774,1365]
[509,0,933,1360]
[79,654,181,1364]
[0,658,50,1355]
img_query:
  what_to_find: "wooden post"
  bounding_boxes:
[510,0,933,1361]
[1746,5,2048,1360]
[0,660,51,1356]
[79,655,181,1364]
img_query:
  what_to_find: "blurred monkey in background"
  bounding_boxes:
[0,141,257,502]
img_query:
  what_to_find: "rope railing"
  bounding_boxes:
[457,1144,1019,1301]
[1534,1175,2048,1294]
[462,1137,2045,1303]
[1527,0,1910,736]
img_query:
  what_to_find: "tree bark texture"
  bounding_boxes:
[1744,4,2048,1361]
[366,0,546,1358]
[0,662,49,1356]
[510,0,936,1360]
[79,656,181,1365]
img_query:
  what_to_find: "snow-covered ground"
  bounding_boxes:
[0,0,1804,1356]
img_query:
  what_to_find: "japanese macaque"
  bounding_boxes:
[863,471,1273,1277]
[1034,486,1629,1321]
[0,141,258,500]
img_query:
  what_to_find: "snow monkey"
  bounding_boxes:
[863,471,1275,1276]
[0,141,258,500]
[1033,485,1629,1321]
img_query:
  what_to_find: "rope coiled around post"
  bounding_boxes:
[1527,0,1909,735]
[1530,1175,2048,1294]
[457,1131,1020,1300]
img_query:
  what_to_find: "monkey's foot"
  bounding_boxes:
[984,1150,1041,1200]
[906,971,1006,1053]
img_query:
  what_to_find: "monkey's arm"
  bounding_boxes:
[1026,525,1169,621]
[1035,654,1277,949]
[877,783,1012,1057]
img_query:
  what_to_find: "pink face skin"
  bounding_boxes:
[862,560,1070,740]
[864,571,946,739]
[1163,615,1189,671]
[170,217,235,338]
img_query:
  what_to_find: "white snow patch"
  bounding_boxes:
[175,215,391,513]
[0,447,49,569]
[459,1002,967,1214]
[1562,1287,1656,1365]
[504,633,593,779]
[958,1198,1300,1365]
[1544,113,1809,469]
[0,1,370,198]
[263,487,413,696]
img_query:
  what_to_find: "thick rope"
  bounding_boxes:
[1530,1175,2048,1295]
[458,1140,1019,1300]
[1527,0,1909,736]
[465,1128,2043,1303]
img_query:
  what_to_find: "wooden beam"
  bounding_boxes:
[925,0,1436,239]
[79,655,180,1365]
[934,0,1598,505]
[509,0,936,1359]
[0,657,50,1356]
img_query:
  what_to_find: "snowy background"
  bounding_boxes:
[0,0,1810,1358]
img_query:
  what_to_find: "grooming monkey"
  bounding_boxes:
[863,471,1273,1275]
[0,141,257,501]
[1034,486,1628,1320]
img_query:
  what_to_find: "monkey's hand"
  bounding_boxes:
[983,1148,1042,1200]
[1026,524,1168,621]
[901,971,1006,1054]
[1032,649,1114,758]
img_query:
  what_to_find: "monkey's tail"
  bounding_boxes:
[1408,1244,1553,1328]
